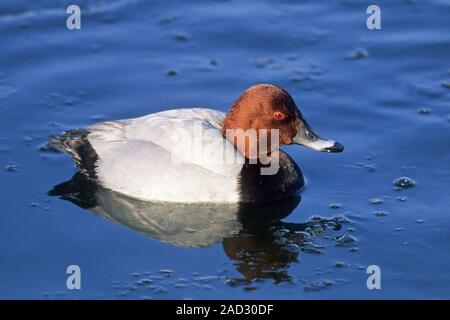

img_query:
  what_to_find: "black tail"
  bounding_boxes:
[48,129,99,179]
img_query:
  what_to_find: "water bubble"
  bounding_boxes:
[441,81,450,89]
[38,143,57,153]
[175,33,190,42]
[416,219,425,224]
[154,286,167,294]
[64,98,76,106]
[349,48,368,60]
[224,278,250,287]
[166,70,178,77]
[5,163,18,172]
[159,269,173,274]
[358,265,369,272]
[91,115,105,121]
[370,198,383,205]
[393,177,416,189]
[418,107,431,115]
[194,276,219,283]
[396,196,407,201]
[334,261,347,268]
[304,279,334,292]
[335,234,358,246]
[329,203,341,209]
[136,278,153,285]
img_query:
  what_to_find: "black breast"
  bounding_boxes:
[238,151,304,204]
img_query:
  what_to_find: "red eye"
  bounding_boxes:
[273,111,285,120]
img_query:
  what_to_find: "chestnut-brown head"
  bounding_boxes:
[222,84,343,158]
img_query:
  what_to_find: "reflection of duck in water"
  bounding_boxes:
[223,223,300,283]
[50,173,346,283]
[223,218,344,283]
[49,173,300,248]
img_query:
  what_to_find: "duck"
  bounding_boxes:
[50,84,343,204]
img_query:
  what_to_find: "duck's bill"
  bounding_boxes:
[292,120,344,153]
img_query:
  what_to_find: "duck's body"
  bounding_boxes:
[53,108,303,203]
[52,84,342,204]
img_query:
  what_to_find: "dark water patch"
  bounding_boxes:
[174,33,190,42]
[159,15,178,25]
[418,107,431,115]
[166,70,178,76]
[333,261,348,268]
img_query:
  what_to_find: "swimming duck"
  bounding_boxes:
[51,84,343,203]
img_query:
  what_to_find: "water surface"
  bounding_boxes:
[0,0,449,299]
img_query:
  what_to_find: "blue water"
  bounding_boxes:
[0,0,449,299]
